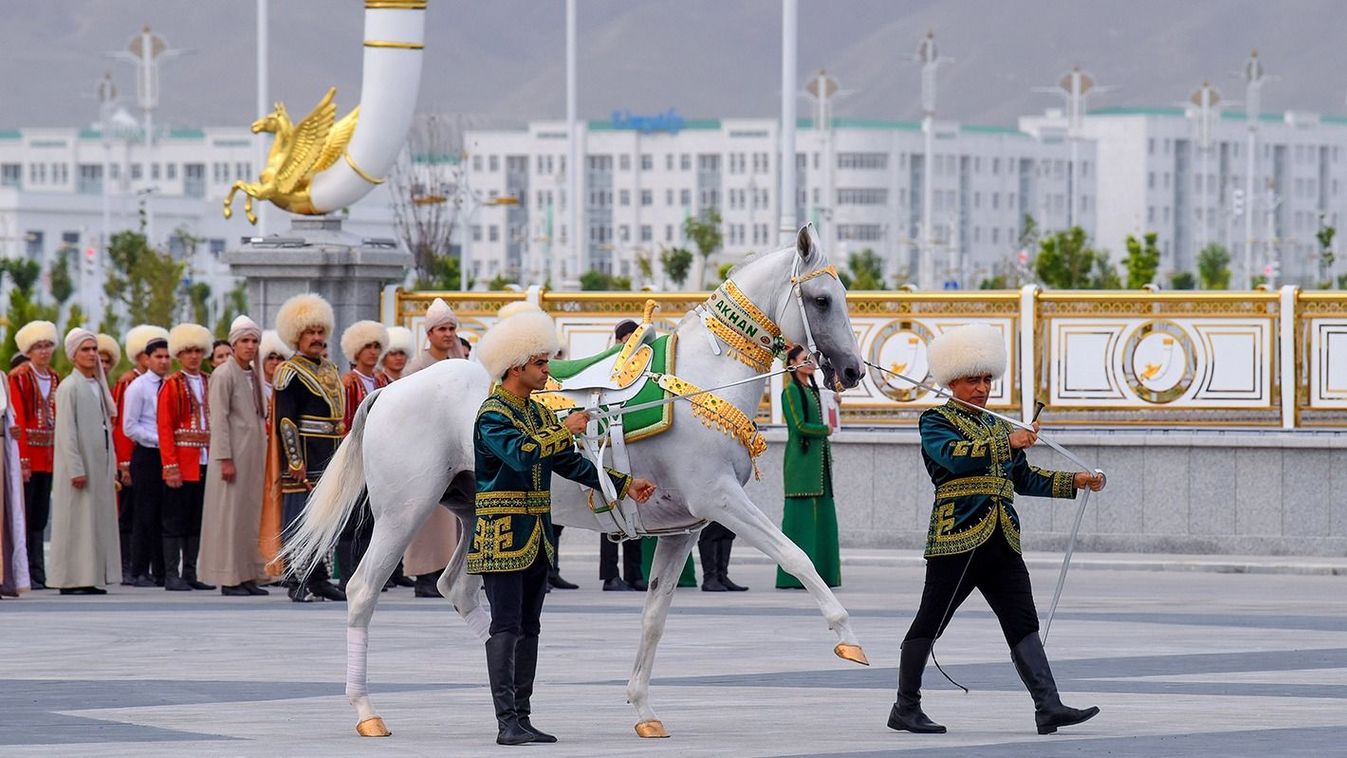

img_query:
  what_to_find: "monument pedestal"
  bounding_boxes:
[224,217,409,334]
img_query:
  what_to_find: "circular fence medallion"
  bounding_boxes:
[1121,320,1197,404]
[868,320,935,402]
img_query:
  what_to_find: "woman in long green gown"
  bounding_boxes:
[776,345,841,588]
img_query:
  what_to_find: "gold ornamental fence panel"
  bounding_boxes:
[391,287,1347,429]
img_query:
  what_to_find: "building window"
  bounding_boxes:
[489,225,499,242]
[665,224,674,242]
[619,189,630,206]
[836,188,888,205]
[641,189,653,206]
[680,189,692,206]
[837,152,888,170]
[619,225,630,242]
[0,163,19,187]
[665,154,674,171]
[640,153,653,171]
[619,154,630,171]
[640,225,652,242]
[472,225,482,242]
[472,155,482,172]
[836,224,884,241]
[131,164,143,181]
[209,238,226,256]
[680,154,691,171]
[488,155,499,172]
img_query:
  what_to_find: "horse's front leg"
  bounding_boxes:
[701,483,868,666]
[627,531,697,739]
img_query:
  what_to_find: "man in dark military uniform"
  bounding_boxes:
[273,293,347,604]
[889,323,1105,737]
[469,308,655,745]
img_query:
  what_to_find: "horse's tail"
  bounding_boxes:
[279,387,383,581]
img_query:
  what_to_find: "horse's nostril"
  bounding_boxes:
[843,366,860,383]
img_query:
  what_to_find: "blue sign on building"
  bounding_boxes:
[611,109,685,134]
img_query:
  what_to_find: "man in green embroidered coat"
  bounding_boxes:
[888,323,1105,737]
[469,309,656,745]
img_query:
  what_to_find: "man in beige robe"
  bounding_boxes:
[401,297,467,597]
[48,329,119,594]
[199,316,269,596]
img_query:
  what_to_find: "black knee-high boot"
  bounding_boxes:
[183,536,214,590]
[699,536,726,591]
[887,637,946,733]
[336,539,357,592]
[718,535,748,591]
[162,537,190,591]
[486,632,533,745]
[1010,634,1099,734]
[514,635,557,742]
[26,530,46,587]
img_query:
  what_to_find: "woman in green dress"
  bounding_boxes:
[776,344,841,589]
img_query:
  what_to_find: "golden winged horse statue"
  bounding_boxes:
[224,87,361,224]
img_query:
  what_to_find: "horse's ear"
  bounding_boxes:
[796,224,815,262]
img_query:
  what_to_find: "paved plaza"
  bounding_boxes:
[4,547,1347,757]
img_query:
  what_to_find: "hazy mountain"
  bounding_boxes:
[0,0,1344,130]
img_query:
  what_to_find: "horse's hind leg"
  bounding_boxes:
[346,506,425,737]
[701,484,867,666]
[626,531,697,739]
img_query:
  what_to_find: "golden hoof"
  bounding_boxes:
[356,716,392,737]
[834,643,870,666]
[634,720,670,738]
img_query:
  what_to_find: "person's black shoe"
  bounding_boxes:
[165,576,192,591]
[120,576,134,586]
[413,574,442,598]
[496,722,534,745]
[132,575,158,588]
[30,580,47,590]
[288,583,313,603]
[152,575,165,587]
[602,577,634,591]
[187,580,216,591]
[628,578,648,591]
[721,576,749,591]
[59,587,102,595]
[519,718,557,743]
[221,584,252,597]
[547,572,579,590]
[310,581,347,602]
[242,581,270,596]
[887,700,946,733]
[701,576,729,592]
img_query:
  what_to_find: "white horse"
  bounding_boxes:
[281,225,867,739]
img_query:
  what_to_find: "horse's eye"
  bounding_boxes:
[814,296,829,309]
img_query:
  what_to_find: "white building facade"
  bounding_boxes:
[460,114,1094,290]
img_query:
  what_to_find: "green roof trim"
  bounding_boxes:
[960,123,1026,136]
[79,129,102,140]
[168,127,205,139]
[0,129,22,140]
[1089,105,1347,126]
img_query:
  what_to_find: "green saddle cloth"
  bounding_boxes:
[546,335,676,441]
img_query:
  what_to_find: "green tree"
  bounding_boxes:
[213,280,249,337]
[683,208,723,288]
[979,274,1009,289]
[49,248,75,308]
[1034,227,1117,289]
[837,248,886,290]
[104,229,184,327]
[635,251,654,286]
[487,273,514,291]
[579,270,610,291]
[659,246,694,289]
[414,252,470,291]
[1317,223,1336,286]
[715,262,736,284]
[186,281,212,326]
[1123,232,1161,289]
[1169,271,1197,290]
[1018,213,1040,251]
[0,259,59,369]
[1197,244,1232,290]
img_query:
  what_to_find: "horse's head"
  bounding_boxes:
[251,105,286,135]
[781,225,863,390]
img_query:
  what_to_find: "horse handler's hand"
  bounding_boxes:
[629,478,656,503]
[563,411,591,435]
[1009,422,1040,450]
[1074,471,1106,491]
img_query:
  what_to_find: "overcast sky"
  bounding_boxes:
[1,0,1344,130]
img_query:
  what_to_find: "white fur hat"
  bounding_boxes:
[927,323,1007,386]
[15,320,57,355]
[168,323,213,356]
[383,326,414,356]
[495,301,543,321]
[475,310,561,379]
[340,320,389,364]
[96,333,121,364]
[124,324,169,359]
[260,329,292,361]
[276,293,334,348]
[423,297,457,332]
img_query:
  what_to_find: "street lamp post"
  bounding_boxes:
[915,30,950,290]
[1242,50,1267,289]
[778,0,798,246]
[1189,81,1221,263]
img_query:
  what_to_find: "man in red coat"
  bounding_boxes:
[157,323,216,592]
[336,320,390,591]
[10,320,60,589]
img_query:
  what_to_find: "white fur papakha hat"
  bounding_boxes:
[15,320,58,355]
[340,320,390,364]
[927,323,1007,386]
[276,293,335,349]
[495,300,543,321]
[475,310,561,379]
[168,323,213,356]
[383,326,414,356]
[260,329,292,361]
[124,324,169,360]
[96,333,121,365]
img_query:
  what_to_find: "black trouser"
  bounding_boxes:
[337,498,374,587]
[599,536,642,582]
[130,445,165,579]
[24,470,53,584]
[163,467,206,581]
[117,478,135,569]
[699,521,736,576]
[282,490,334,586]
[547,524,565,575]
[482,549,550,637]
[904,526,1040,648]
